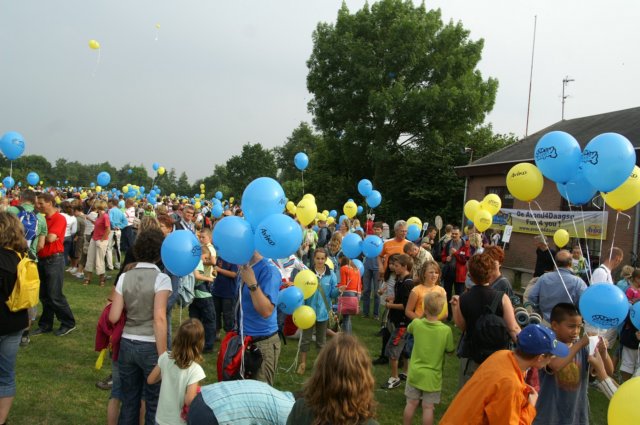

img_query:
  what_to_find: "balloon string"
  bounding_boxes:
[607,212,629,266]
[284,334,303,374]
[9,161,12,178]
[598,198,606,261]
[237,272,245,379]
[301,171,304,197]
[564,188,592,282]
[155,29,159,42]
[578,207,593,281]
[529,202,574,303]
[92,49,101,78]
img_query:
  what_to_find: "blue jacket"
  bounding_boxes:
[300,268,339,322]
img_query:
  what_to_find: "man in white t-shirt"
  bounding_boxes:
[591,247,623,284]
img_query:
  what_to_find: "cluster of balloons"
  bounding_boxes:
[405,216,424,241]
[152,162,166,176]
[357,179,382,208]
[294,152,309,171]
[463,194,502,232]
[277,271,319,329]
[513,131,639,211]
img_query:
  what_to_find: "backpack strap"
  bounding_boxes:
[488,291,504,314]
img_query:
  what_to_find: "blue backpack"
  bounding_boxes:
[16,206,38,247]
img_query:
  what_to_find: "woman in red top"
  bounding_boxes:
[83,200,111,286]
[339,256,361,335]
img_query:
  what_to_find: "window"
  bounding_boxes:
[485,186,514,209]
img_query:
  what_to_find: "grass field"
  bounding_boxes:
[11,275,609,424]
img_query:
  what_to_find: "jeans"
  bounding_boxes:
[118,338,160,425]
[120,226,136,255]
[0,331,22,398]
[188,297,216,350]
[213,296,236,332]
[37,254,75,330]
[341,291,358,335]
[63,236,74,266]
[361,267,380,317]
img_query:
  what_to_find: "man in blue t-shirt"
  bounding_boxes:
[211,257,238,334]
[239,252,282,385]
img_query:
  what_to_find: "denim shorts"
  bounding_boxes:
[110,351,122,400]
[0,330,22,398]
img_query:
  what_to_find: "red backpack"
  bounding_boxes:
[216,331,262,381]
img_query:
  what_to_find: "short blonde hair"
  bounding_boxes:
[621,265,634,279]
[423,291,446,317]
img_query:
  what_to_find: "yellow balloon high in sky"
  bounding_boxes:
[89,39,100,50]
[157,166,165,175]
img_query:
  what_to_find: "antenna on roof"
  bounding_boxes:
[524,15,537,139]
[561,76,575,120]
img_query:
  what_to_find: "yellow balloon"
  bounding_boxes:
[326,216,335,225]
[95,186,102,193]
[608,376,640,425]
[322,210,329,217]
[602,166,640,211]
[407,216,422,229]
[194,202,201,209]
[80,192,88,200]
[293,269,318,299]
[292,305,316,330]
[55,196,61,204]
[464,200,481,220]
[89,39,100,50]
[553,229,570,248]
[39,180,43,185]
[229,197,235,204]
[343,201,357,218]
[155,23,161,29]
[200,184,205,189]
[317,213,327,222]
[122,186,129,193]
[481,193,502,215]
[170,193,176,200]
[326,257,334,270]
[132,185,139,190]
[506,163,544,202]
[157,166,165,175]
[297,198,317,226]
[303,193,315,202]
[286,201,296,214]
[473,209,493,232]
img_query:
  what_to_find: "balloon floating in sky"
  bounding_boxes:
[152,162,160,171]
[294,152,309,171]
[1,132,26,161]
[97,171,111,187]
[26,172,39,186]
[89,39,100,50]
[157,166,165,175]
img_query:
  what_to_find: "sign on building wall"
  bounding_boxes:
[492,208,607,239]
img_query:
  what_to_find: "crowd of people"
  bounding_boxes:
[0,188,638,424]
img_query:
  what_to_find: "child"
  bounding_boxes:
[189,254,216,353]
[362,221,383,319]
[403,291,454,425]
[198,228,217,279]
[373,253,400,365]
[624,268,640,303]
[619,314,640,381]
[338,256,362,335]
[533,303,613,425]
[383,254,414,389]
[148,318,206,425]
[440,324,569,425]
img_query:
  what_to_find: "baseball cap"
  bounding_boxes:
[517,324,569,357]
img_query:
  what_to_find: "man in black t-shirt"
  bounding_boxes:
[533,235,556,277]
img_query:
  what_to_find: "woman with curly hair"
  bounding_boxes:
[0,212,29,424]
[287,334,378,425]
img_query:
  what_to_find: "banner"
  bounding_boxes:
[492,208,607,240]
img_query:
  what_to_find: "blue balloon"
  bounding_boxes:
[26,172,39,186]
[277,286,304,314]
[366,190,382,208]
[357,205,363,214]
[357,179,373,197]
[581,133,636,193]
[215,191,223,200]
[127,169,133,174]
[139,186,145,194]
[161,230,202,276]
[254,214,303,260]
[147,195,157,205]
[64,180,68,184]
[348,198,354,203]
[211,203,223,218]
[155,187,161,194]
[312,225,319,232]
[630,302,640,330]
[294,152,309,171]
[149,190,156,197]
[579,283,629,329]
[90,182,95,188]
[195,194,200,199]
[242,177,286,228]
[152,162,160,171]
[407,224,421,241]
[342,233,363,259]
[212,216,255,265]
[534,131,582,184]
[97,171,111,187]
[111,188,117,193]
[329,210,337,218]
[556,167,597,206]
[0,132,25,160]
[362,235,383,258]
[17,182,21,187]
[352,259,364,277]
[339,215,348,226]
[118,200,125,208]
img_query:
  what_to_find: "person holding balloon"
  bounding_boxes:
[338,256,362,335]
[294,248,339,375]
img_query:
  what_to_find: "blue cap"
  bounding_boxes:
[517,324,569,357]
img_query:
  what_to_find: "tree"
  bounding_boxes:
[305,0,499,223]
[225,143,277,197]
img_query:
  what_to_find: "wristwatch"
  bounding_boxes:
[247,283,258,292]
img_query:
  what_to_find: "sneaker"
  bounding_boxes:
[67,267,77,274]
[373,356,389,365]
[20,335,30,347]
[31,327,52,336]
[115,262,121,269]
[74,272,85,279]
[54,326,77,337]
[65,267,73,272]
[399,372,408,381]
[96,374,113,390]
[384,377,401,389]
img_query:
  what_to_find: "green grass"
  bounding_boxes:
[11,276,609,424]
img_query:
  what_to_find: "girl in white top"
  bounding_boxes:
[148,318,206,425]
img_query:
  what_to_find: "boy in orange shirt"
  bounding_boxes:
[440,324,569,425]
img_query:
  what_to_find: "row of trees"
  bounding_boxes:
[1,1,517,225]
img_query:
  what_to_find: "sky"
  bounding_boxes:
[1,1,639,181]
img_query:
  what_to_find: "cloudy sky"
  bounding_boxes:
[1,1,638,180]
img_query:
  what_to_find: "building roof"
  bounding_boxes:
[457,106,640,176]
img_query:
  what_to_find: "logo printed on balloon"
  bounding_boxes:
[511,170,527,178]
[581,150,598,165]
[589,315,619,328]
[535,146,557,160]
[260,228,276,246]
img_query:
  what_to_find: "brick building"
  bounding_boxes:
[456,107,640,289]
